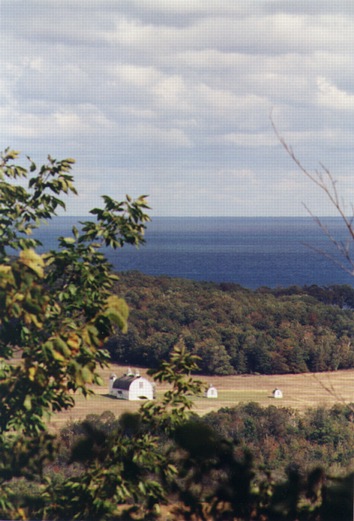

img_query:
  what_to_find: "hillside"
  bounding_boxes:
[106,272,354,375]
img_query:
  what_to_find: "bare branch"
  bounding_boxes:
[312,373,347,405]
[271,115,354,274]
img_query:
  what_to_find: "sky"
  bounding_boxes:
[2,0,354,217]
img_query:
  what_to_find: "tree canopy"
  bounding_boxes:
[1,148,354,520]
[107,272,354,375]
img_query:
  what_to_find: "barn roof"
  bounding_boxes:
[113,375,138,390]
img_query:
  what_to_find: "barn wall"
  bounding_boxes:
[112,388,129,400]
[109,376,154,400]
[129,379,153,400]
[206,387,218,398]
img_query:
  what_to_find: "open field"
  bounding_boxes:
[49,364,354,429]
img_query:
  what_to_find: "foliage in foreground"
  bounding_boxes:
[0,148,158,519]
[9,402,354,521]
[1,148,354,520]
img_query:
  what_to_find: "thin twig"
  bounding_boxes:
[271,115,354,273]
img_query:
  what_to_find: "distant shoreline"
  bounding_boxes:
[30,216,354,289]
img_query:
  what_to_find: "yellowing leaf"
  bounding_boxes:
[106,295,129,316]
[28,366,37,381]
[95,375,103,386]
[23,395,32,410]
[81,367,93,383]
[104,296,129,332]
[53,336,71,357]
[67,333,80,352]
[24,313,43,328]
[52,349,65,362]
[61,237,76,245]
[16,508,27,521]
[19,249,45,278]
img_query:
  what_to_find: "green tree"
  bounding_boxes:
[194,339,234,375]
[42,341,205,521]
[0,148,150,518]
[0,148,208,520]
[3,146,354,520]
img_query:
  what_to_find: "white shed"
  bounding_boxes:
[205,385,218,399]
[272,388,283,399]
[109,370,154,401]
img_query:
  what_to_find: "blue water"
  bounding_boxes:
[32,216,354,289]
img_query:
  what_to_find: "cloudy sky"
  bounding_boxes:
[2,0,354,216]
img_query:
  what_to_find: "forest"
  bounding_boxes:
[107,272,354,375]
[2,148,354,519]
[9,402,354,520]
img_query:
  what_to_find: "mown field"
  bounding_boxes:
[49,364,354,429]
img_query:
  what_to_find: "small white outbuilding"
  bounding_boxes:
[109,370,154,401]
[205,385,218,399]
[272,388,283,399]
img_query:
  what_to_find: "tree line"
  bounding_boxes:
[9,402,354,520]
[107,272,354,375]
[2,147,354,519]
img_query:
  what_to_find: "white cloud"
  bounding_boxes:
[317,76,354,111]
[222,132,277,147]
[2,1,354,216]
[216,168,255,180]
[116,64,162,88]
[132,123,193,148]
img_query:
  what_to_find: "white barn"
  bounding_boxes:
[205,385,218,399]
[109,370,154,401]
[272,388,283,399]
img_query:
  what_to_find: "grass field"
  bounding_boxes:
[49,364,354,429]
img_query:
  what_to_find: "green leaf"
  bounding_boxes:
[53,337,71,357]
[60,237,76,245]
[23,395,32,410]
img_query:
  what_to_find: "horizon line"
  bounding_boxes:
[59,214,344,219]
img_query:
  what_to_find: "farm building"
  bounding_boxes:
[109,370,154,401]
[272,388,283,399]
[205,385,218,399]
